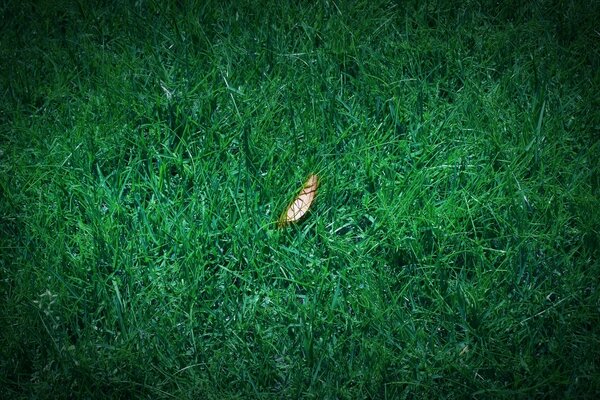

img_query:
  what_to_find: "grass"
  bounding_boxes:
[1,0,599,398]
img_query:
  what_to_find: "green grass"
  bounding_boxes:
[1,0,599,398]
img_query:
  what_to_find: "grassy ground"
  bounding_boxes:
[1,0,599,398]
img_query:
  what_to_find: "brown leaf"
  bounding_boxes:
[278,174,319,227]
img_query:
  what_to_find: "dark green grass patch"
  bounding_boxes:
[1,0,599,398]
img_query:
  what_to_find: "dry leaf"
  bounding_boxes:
[278,174,319,227]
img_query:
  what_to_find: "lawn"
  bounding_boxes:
[1,0,599,398]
